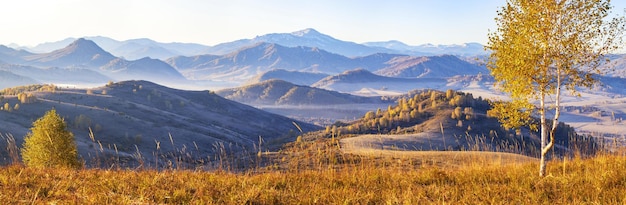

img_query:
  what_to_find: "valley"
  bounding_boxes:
[3,0,626,203]
[0,28,625,168]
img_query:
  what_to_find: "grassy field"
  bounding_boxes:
[1,151,625,204]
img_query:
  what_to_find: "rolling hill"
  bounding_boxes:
[0,70,38,88]
[244,69,329,86]
[0,64,112,87]
[374,55,488,78]
[298,89,599,157]
[100,57,187,83]
[311,69,447,95]
[163,54,221,71]
[216,79,385,105]
[0,81,319,167]
[0,45,32,64]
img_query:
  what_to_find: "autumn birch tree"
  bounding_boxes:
[487,0,624,177]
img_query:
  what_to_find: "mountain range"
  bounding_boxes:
[9,28,488,60]
[167,42,356,81]
[0,28,624,97]
[167,42,488,83]
[199,28,488,57]
[0,28,522,93]
[244,69,329,86]
[22,36,208,60]
[373,54,487,78]
[363,41,486,56]
[1,38,186,87]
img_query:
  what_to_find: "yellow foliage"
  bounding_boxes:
[21,109,81,169]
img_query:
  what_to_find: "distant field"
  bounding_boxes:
[342,148,537,167]
[341,133,537,167]
[341,132,449,151]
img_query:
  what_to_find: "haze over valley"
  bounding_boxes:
[1,28,625,166]
[4,0,626,203]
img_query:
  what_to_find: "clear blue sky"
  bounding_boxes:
[1,0,625,47]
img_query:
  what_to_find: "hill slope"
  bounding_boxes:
[374,55,488,78]
[0,45,32,64]
[0,70,38,89]
[100,57,187,83]
[0,64,112,86]
[322,90,598,157]
[216,79,384,105]
[245,69,329,86]
[312,69,447,95]
[24,38,116,68]
[0,81,319,167]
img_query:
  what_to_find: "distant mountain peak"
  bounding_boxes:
[65,38,109,54]
[291,28,321,37]
[71,38,94,46]
[23,38,116,67]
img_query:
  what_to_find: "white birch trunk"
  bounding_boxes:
[539,93,548,177]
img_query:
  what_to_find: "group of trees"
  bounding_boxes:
[17,93,36,104]
[451,107,474,121]
[0,84,49,112]
[0,84,56,95]
[2,103,19,112]
[325,90,487,136]
[1,93,37,112]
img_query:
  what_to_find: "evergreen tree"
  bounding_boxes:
[21,109,81,168]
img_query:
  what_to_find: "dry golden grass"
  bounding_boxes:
[1,152,625,204]
[0,126,623,204]
[343,148,537,167]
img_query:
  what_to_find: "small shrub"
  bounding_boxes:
[21,109,81,169]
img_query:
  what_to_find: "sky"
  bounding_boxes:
[1,0,625,47]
